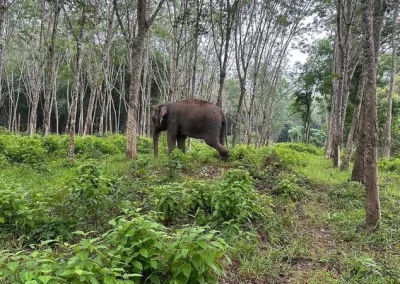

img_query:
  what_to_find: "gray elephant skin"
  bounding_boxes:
[151,99,229,160]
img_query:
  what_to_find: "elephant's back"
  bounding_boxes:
[176,99,214,107]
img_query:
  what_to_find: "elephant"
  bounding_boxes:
[152,99,229,160]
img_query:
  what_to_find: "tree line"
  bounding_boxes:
[0,0,397,228]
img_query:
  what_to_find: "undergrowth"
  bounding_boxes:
[1,134,400,283]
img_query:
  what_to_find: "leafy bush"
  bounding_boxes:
[42,135,68,156]
[379,157,400,173]
[68,162,116,219]
[273,146,308,167]
[166,227,228,283]
[0,211,229,284]
[0,184,58,241]
[0,154,8,167]
[149,170,274,228]
[0,135,46,164]
[107,211,167,283]
[210,170,273,225]
[276,143,322,155]
[137,135,153,154]
[164,149,193,179]
[272,172,304,201]
[150,183,194,224]
[187,141,218,164]
[131,156,151,177]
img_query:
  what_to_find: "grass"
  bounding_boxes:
[1,135,400,283]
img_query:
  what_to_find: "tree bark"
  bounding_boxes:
[114,0,165,159]
[43,0,60,136]
[0,0,6,113]
[211,0,240,109]
[67,6,86,162]
[361,0,383,231]
[341,68,365,171]
[383,0,398,158]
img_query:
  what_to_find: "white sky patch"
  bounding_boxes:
[288,48,308,65]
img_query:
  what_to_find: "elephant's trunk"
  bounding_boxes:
[153,129,160,157]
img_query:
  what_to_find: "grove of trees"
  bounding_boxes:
[0,0,399,228]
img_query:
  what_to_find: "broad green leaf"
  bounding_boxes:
[75,269,84,276]
[7,261,19,272]
[104,275,115,284]
[139,248,148,258]
[181,249,189,258]
[149,275,161,284]
[182,264,192,278]
[132,261,143,271]
[38,275,52,284]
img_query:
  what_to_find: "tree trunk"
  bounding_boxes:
[341,69,365,170]
[383,0,398,158]
[68,7,86,162]
[0,0,6,112]
[213,0,239,109]
[361,0,383,231]
[43,0,60,136]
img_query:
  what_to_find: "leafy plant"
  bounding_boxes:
[167,227,228,283]
[210,170,274,225]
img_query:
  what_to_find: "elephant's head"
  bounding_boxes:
[152,104,168,157]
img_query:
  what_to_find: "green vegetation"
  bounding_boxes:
[1,134,400,283]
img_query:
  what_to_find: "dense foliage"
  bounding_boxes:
[0,134,400,283]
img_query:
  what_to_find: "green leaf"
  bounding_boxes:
[103,275,114,284]
[150,260,158,269]
[196,274,205,284]
[139,248,148,258]
[7,261,19,272]
[75,269,84,276]
[24,271,34,281]
[181,249,189,258]
[88,275,99,284]
[38,275,52,284]
[182,264,192,278]
[149,275,161,284]
[132,261,143,271]
[192,254,202,272]
[0,216,4,223]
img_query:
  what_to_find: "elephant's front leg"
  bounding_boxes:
[177,136,186,153]
[167,126,179,154]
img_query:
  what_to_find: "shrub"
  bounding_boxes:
[67,162,117,222]
[42,135,68,156]
[149,170,274,228]
[137,135,153,154]
[210,170,274,225]
[1,136,46,164]
[273,146,308,167]
[0,184,52,240]
[107,211,167,283]
[379,157,400,173]
[271,172,304,201]
[0,211,229,284]
[164,149,193,179]
[167,227,228,283]
[131,156,150,177]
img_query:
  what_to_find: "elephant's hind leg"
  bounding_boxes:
[205,139,229,161]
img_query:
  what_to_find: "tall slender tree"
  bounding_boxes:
[114,0,165,159]
[361,0,385,230]
[383,0,399,158]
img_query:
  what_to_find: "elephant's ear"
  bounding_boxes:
[159,105,167,125]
